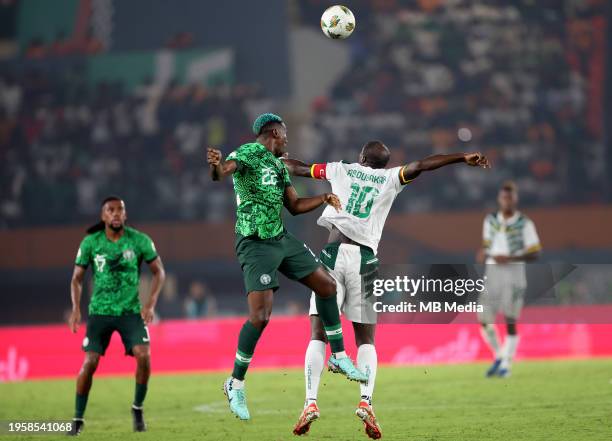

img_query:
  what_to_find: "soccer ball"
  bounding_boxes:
[320,5,355,40]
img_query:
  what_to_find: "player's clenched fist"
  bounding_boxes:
[207,147,223,166]
[464,152,490,169]
[324,193,342,212]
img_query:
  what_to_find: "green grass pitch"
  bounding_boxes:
[1,359,611,440]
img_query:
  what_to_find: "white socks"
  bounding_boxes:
[501,335,519,369]
[357,344,377,406]
[480,324,501,359]
[304,340,326,405]
[304,340,378,407]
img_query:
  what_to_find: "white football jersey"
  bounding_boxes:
[483,211,541,285]
[315,162,405,254]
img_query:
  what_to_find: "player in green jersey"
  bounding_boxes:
[67,196,165,435]
[207,113,368,422]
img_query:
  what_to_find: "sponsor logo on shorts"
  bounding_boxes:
[82,337,89,348]
[260,274,271,285]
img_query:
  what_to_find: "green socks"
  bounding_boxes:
[315,294,345,353]
[75,393,89,419]
[133,383,148,408]
[74,384,147,418]
[231,320,263,380]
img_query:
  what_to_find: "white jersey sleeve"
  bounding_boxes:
[387,166,406,194]
[522,218,541,253]
[482,215,493,249]
[324,162,341,181]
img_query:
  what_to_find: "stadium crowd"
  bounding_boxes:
[299,0,607,211]
[0,66,268,227]
[0,0,608,227]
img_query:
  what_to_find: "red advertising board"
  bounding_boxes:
[1,306,612,382]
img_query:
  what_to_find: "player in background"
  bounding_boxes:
[67,196,165,435]
[207,113,368,422]
[283,142,490,439]
[476,181,541,378]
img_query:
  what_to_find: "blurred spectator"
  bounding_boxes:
[25,37,47,59]
[165,32,195,49]
[184,281,217,319]
[156,274,184,320]
[51,31,73,57]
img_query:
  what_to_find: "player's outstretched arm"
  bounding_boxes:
[283,185,341,215]
[399,152,490,184]
[207,147,238,181]
[69,265,86,333]
[281,157,313,178]
[141,257,166,324]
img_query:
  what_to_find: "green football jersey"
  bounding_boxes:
[227,142,292,239]
[75,226,158,316]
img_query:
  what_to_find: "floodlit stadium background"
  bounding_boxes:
[0,0,611,380]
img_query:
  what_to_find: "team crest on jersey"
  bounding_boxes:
[94,254,106,272]
[260,274,272,285]
[123,249,135,261]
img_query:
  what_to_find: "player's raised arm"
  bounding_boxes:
[141,257,166,324]
[207,147,238,181]
[399,152,490,184]
[69,265,86,333]
[283,185,341,216]
[282,157,313,177]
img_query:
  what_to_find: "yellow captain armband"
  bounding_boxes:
[399,166,413,185]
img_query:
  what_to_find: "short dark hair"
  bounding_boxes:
[362,141,390,169]
[100,195,122,207]
[500,180,517,193]
[86,196,124,234]
[258,120,284,136]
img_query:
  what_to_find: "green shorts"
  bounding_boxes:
[83,313,149,356]
[235,230,321,293]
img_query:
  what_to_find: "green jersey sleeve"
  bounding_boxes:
[282,164,292,188]
[139,233,159,263]
[75,236,92,268]
[227,148,249,172]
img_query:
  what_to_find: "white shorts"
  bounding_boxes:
[477,266,526,323]
[309,243,378,324]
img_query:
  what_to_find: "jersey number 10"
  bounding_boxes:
[346,184,379,219]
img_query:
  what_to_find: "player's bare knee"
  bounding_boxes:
[317,277,337,298]
[249,313,270,331]
[133,349,150,366]
[82,353,100,374]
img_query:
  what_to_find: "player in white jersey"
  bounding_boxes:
[476,181,541,378]
[284,141,490,439]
